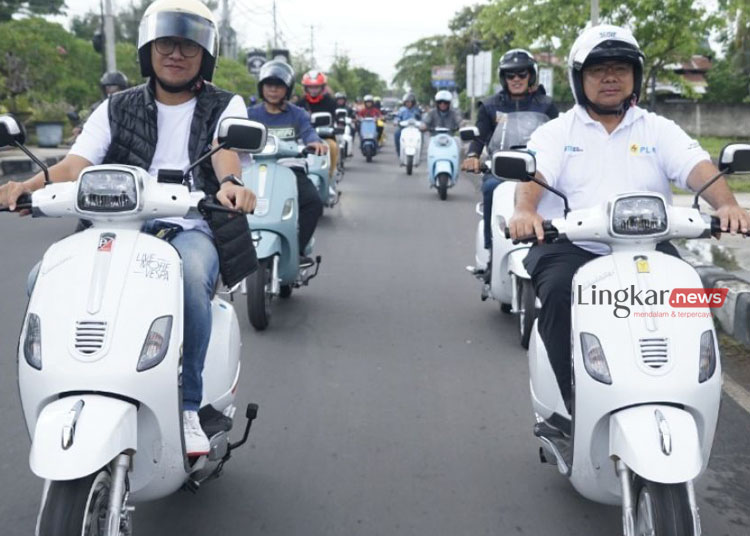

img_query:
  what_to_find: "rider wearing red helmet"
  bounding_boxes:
[299,70,339,178]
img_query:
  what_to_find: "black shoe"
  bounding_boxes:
[299,255,315,268]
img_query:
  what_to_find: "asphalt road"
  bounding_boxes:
[1,140,749,535]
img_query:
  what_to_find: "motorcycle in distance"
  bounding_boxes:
[0,115,268,535]
[335,108,354,162]
[308,112,340,209]
[493,144,750,536]
[398,117,423,175]
[360,117,378,163]
[461,111,550,348]
[243,134,323,330]
[426,127,460,200]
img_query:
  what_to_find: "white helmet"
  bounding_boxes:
[568,24,644,111]
[138,0,220,82]
[434,90,452,104]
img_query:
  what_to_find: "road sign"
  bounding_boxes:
[431,65,456,89]
[466,51,493,97]
[246,49,267,76]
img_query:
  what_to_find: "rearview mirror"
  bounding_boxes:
[0,115,26,147]
[719,143,750,174]
[217,118,267,153]
[491,150,536,182]
[311,112,332,128]
[459,126,479,142]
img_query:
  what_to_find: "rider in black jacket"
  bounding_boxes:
[462,49,559,253]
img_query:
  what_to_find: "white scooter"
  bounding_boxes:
[398,118,423,175]
[0,115,267,535]
[335,108,354,161]
[461,111,549,348]
[492,145,750,536]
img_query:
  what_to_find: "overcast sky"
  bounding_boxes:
[59,0,481,83]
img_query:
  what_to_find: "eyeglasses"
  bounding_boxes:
[154,37,202,58]
[505,70,529,80]
[583,62,633,79]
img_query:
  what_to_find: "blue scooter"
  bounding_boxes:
[426,127,460,200]
[243,135,322,330]
[360,118,378,162]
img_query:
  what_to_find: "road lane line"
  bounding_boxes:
[724,374,750,414]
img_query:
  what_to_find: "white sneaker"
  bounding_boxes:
[183,410,210,457]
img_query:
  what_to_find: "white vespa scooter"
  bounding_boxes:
[398,118,423,175]
[462,111,550,348]
[493,145,750,536]
[0,116,268,535]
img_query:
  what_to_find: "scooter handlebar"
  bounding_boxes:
[504,220,559,245]
[0,192,32,212]
[710,215,750,237]
[198,198,245,216]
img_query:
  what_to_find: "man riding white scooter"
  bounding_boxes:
[508,25,750,415]
[463,49,558,275]
[394,93,422,160]
[0,0,256,457]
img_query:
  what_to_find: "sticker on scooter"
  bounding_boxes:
[97,233,116,252]
[134,252,170,281]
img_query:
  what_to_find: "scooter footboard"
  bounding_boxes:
[30,395,137,481]
[609,405,702,484]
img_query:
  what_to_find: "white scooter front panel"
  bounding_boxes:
[489,182,531,303]
[400,125,422,165]
[568,252,721,504]
[19,228,187,499]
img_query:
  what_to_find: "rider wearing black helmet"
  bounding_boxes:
[99,71,129,97]
[462,49,559,253]
[247,60,326,266]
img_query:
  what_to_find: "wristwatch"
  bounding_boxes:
[466,153,479,159]
[220,174,244,187]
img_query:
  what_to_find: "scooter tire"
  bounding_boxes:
[38,468,125,536]
[518,278,536,349]
[437,173,449,201]
[279,284,293,299]
[246,258,272,331]
[633,477,695,536]
[406,155,414,175]
[366,154,373,163]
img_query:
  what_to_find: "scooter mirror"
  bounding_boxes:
[316,126,335,139]
[217,118,268,153]
[0,115,26,147]
[491,150,536,182]
[459,126,479,142]
[718,143,750,174]
[311,112,333,128]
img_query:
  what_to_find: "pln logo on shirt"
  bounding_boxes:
[564,145,584,153]
[629,143,657,156]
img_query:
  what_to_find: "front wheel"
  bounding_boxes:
[633,477,695,536]
[38,468,130,536]
[437,173,449,200]
[406,155,414,175]
[366,153,373,163]
[517,278,536,349]
[246,258,272,331]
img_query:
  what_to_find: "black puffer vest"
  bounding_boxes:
[103,80,235,196]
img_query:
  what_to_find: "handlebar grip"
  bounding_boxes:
[504,221,558,244]
[0,192,32,212]
[711,215,750,237]
[198,199,244,216]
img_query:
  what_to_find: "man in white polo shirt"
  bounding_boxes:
[509,25,750,411]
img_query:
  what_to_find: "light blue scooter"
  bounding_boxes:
[243,135,322,330]
[426,127,460,200]
[309,112,340,208]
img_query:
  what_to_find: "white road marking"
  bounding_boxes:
[724,373,750,414]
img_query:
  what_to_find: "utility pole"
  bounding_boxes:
[591,0,599,26]
[272,0,278,48]
[103,0,116,72]
[310,25,315,66]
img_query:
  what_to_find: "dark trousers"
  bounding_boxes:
[295,171,323,255]
[524,241,680,407]
[481,175,502,249]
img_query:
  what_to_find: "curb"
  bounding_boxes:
[693,264,750,349]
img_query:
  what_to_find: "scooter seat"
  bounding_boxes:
[198,405,233,437]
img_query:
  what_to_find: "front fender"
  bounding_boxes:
[433,160,453,176]
[30,395,137,481]
[254,231,282,260]
[609,405,702,484]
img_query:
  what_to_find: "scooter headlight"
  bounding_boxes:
[137,316,173,372]
[580,332,612,385]
[436,135,451,147]
[23,313,42,370]
[698,330,717,383]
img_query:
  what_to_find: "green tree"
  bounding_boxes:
[392,36,449,103]
[0,0,64,21]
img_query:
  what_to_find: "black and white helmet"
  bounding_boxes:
[257,60,296,99]
[498,49,537,92]
[568,25,644,110]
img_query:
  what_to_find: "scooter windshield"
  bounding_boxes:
[487,111,549,154]
[360,119,377,140]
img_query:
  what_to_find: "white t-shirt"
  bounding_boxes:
[527,105,710,254]
[70,93,248,233]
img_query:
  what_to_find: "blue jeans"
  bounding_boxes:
[27,226,219,412]
[481,175,502,249]
[394,128,402,157]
